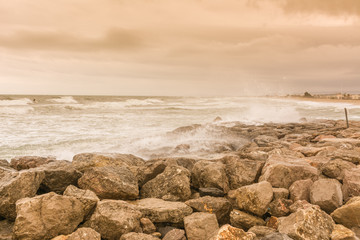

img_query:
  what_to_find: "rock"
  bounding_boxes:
[133,198,193,224]
[151,232,162,238]
[72,153,144,172]
[0,220,13,240]
[84,200,143,240]
[293,146,324,157]
[330,149,360,164]
[331,197,360,229]
[211,224,256,240]
[0,168,45,220]
[78,165,138,200]
[140,165,191,201]
[259,158,319,189]
[37,160,82,193]
[136,159,167,186]
[331,224,357,240]
[120,233,160,240]
[10,156,55,170]
[163,229,186,240]
[289,179,313,202]
[278,206,334,240]
[273,188,289,200]
[158,226,177,238]
[254,135,278,147]
[235,181,273,216]
[268,198,293,217]
[230,209,265,230]
[140,218,156,234]
[184,212,219,240]
[185,196,232,224]
[266,216,279,230]
[313,135,336,142]
[342,168,360,202]
[13,192,85,240]
[289,200,314,213]
[222,156,264,189]
[199,188,225,197]
[0,160,10,168]
[321,159,356,181]
[310,178,343,213]
[260,233,293,240]
[58,228,101,240]
[63,185,99,220]
[247,226,276,239]
[191,160,230,193]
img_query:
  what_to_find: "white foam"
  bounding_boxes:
[49,96,78,104]
[0,106,34,114]
[0,98,32,106]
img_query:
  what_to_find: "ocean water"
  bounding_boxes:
[1,95,360,161]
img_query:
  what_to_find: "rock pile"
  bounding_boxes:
[1,120,360,239]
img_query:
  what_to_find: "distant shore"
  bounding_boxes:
[273,96,360,105]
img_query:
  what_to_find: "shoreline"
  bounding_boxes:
[272,96,360,105]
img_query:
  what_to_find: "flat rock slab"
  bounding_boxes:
[331,196,360,229]
[132,198,193,224]
[184,212,219,240]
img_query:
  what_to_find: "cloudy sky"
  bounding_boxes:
[1,0,360,96]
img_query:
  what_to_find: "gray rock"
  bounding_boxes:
[289,179,313,202]
[13,192,85,240]
[78,165,138,200]
[235,181,273,216]
[331,197,360,229]
[342,168,360,202]
[310,178,343,213]
[230,209,265,231]
[120,233,160,240]
[140,165,191,201]
[85,200,143,240]
[184,213,219,240]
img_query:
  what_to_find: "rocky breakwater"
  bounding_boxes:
[1,120,360,239]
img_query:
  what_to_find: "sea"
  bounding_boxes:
[1,95,360,161]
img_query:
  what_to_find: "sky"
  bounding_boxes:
[0,0,360,96]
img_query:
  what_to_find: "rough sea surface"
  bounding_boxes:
[1,95,359,160]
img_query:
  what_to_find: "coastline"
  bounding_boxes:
[272,96,360,105]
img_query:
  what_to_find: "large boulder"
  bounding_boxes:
[230,209,265,230]
[37,160,82,194]
[120,233,160,240]
[211,224,256,240]
[184,212,219,240]
[289,179,313,202]
[63,185,99,220]
[331,197,360,229]
[78,165,138,200]
[13,192,85,240]
[235,181,273,216]
[0,168,44,220]
[191,160,230,193]
[140,165,191,201]
[278,206,334,240]
[222,156,264,189]
[259,158,319,189]
[329,149,360,164]
[321,159,356,181]
[185,196,232,224]
[84,200,143,240]
[10,156,55,170]
[342,168,360,202]
[133,198,193,224]
[310,178,343,213]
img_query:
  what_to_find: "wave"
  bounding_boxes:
[48,96,78,104]
[86,98,164,109]
[0,98,32,106]
[0,106,34,114]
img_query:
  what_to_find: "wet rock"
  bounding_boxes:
[140,218,156,234]
[230,209,265,230]
[331,197,360,229]
[330,149,360,164]
[211,224,256,240]
[38,160,82,193]
[13,192,84,240]
[331,224,357,240]
[63,185,99,220]
[133,198,193,224]
[85,200,143,240]
[261,233,293,240]
[235,181,273,216]
[120,233,160,240]
[0,168,45,220]
[289,179,313,202]
[268,198,293,217]
[184,212,219,240]
[140,165,191,201]
[259,158,319,189]
[199,188,225,197]
[222,156,264,189]
[278,206,334,240]
[78,165,138,200]
[162,229,186,240]
[72,153,144,172]
[310,178,343,213]
[10,156,55,170]
[342,168,360,202]
[0,220,13,240]
[191,160,230,193]
[322,159,356,181]
[185,196,232,224]
[247,226,276,239]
